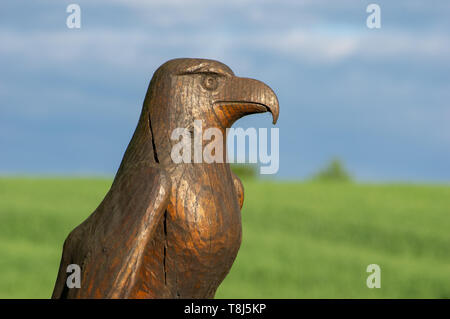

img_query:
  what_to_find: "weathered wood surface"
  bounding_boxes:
[52,58,279,298]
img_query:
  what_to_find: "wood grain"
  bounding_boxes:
[52,58,279,298]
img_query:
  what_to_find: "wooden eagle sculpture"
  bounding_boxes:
[52,58,279,298]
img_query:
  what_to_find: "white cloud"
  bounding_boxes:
[2,24,448,70]
[1,0,449,69]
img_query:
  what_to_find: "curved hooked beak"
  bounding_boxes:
[212,77,279,127]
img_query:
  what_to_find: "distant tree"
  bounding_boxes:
[312,158,352,182]
[231,164,257,180]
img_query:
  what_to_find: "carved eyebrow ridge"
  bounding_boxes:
[177,63,233,76]
[177,70,227,77]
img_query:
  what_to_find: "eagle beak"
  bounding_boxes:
[213,77,279,126]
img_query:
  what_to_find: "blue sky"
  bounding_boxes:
[1,0,449,182]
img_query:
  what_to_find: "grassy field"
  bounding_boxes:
[0,177,449,298]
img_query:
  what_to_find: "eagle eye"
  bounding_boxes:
[201,74,219,91]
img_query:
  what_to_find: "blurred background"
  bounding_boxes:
[0,0,449,298]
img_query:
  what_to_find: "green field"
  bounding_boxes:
[0,177,449,298]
